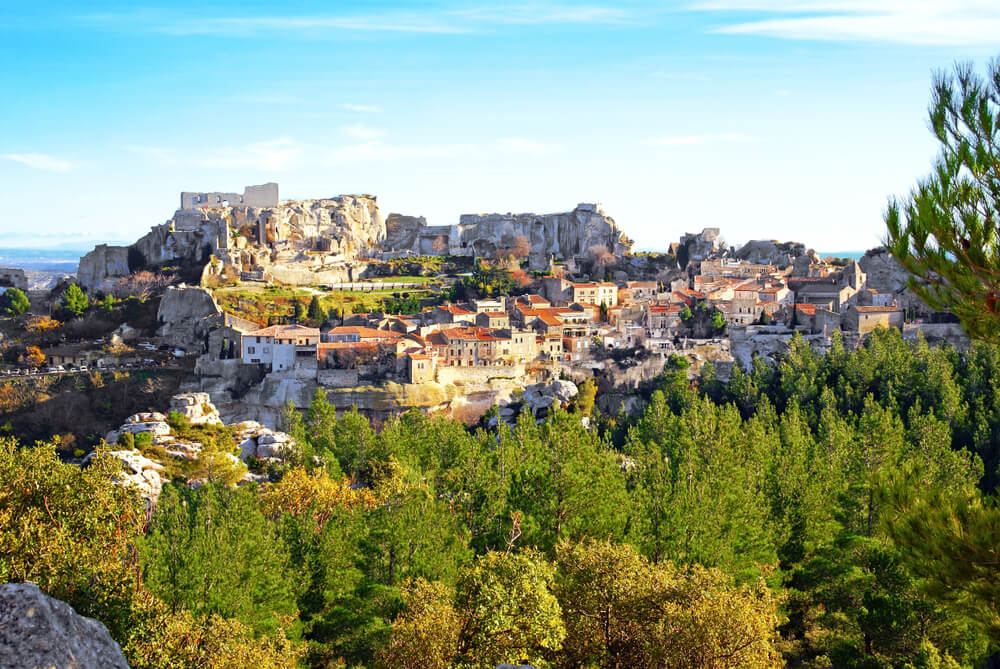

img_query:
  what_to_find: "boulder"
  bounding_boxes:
[522,379,579,414]
[118,421,171,438]
[169,392,222,425]
[98,449,167,505]
[0,582,129,669]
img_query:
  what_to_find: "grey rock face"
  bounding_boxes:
[77,244,130,292]
[735,240,806,268]
[453,203,632,268]
[0,582,130,669]
[156,285,223,350]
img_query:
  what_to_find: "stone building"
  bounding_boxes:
[241,323,319,371]
[842,305,904,334]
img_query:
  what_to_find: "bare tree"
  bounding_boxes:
[112,271,176,300]
[588,244,616,268]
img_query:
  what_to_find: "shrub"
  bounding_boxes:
[167,410,190,430]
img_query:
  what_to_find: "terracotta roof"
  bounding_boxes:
[538,313,562,327]
[326,326,403,339]
[481,311,508,318]
[795,304,817,315]
[246,324,320,338]
[440,304,474,315]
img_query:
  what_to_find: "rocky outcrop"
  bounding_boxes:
[382,203,632,269]
[453,203,632,269]
[156,285,222,352]
[99,393,299,501]
[0,582,129,669]
[384,213,429,252]
[858,246,931,313]
[100,449,167,505]
[80,195,386,290]
[169,391,222,425]
[522,379,579,414]
[77,244,130,292]
[735,240,806,268]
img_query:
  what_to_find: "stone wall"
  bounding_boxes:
[0,267,28,291]
[435,363,526,385]
[181,182,278,210]
[318,368,360,387]
[903,322,971,351]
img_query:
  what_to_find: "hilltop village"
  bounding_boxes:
[0,183,964,433]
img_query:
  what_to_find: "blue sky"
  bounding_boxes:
[1,1,998,252]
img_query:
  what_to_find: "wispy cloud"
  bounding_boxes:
[128,138,301,170]
[341,123,387,140]
[80,4,635,37]
[494,137,560,156]
[644,134,757,146]
[341,103,382,113]
[1,152,74,172]
[325,137,561,164]
[689,1,1000,45]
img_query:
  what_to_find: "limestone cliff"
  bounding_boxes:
[858,247,936,314]
[384,213,428,252]
[385,203,632,269]
[79,195,386,290]
[79,193,634,289]
[454,203,632,268]
[734,240,806,268]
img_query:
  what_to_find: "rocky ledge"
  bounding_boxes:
[0,582,129,669]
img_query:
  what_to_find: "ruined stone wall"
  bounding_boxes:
[181,182,278,210]
[0,267,28,291]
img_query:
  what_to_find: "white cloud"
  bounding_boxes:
[327,141,471,163]
[341,123,387,140]
[341,104,382,113]
[81,4,634,37]
[644,134,758,146]
[494,137,560,156]
[325,137,560,164]
[1,153,74,172]
[689,1,1000,45]
[128,137,302,170]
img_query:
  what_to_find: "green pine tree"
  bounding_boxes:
[60,283,88,318]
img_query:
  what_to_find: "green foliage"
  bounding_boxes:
[0,287,30,315]
[0,439,302,668]
[60,283,88,318]
[885,59,1000,342]
[680,305,692,321]
[306,294,324,324]
[454,550,565,667]
[6,320,1000,668]
[292,299,306,322]
[140,482,298,636]
[712,309,726,331]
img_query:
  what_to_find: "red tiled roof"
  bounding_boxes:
[246,324,320,337]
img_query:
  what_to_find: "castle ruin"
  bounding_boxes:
[180,183,279,210]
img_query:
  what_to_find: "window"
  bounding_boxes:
[247,346,256,354]
[263,346,270,353]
